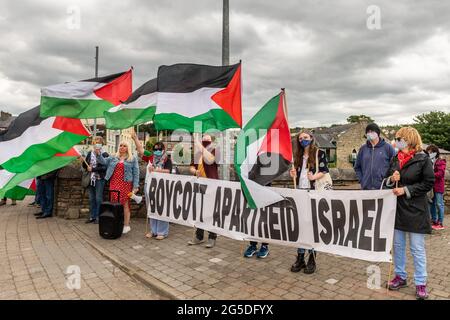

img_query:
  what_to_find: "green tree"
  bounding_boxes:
[346,115,374,123]
[414,111,450,151]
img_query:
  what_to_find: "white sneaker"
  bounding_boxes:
[122,225,131,234]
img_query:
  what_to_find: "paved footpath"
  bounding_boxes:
[0,200,162,300]
[1,198,450,300]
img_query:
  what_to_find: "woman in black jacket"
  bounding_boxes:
[82,137,109,224]
[385,127,434,300]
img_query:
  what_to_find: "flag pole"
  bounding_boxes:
[93,46,99,142]
[281,88,297,189]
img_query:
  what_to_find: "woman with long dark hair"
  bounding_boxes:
[289,130,330,274]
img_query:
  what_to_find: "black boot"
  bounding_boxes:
[304,252,317,274]
[290,253,306,272]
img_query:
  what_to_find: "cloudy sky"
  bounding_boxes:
[1,0,450,127]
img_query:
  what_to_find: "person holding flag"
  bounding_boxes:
[81,136,109,224]
[99,141,139,234]
[289,130,330,274]
[188,134,219,248]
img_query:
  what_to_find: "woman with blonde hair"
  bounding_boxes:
[385,127,434,299]
[100,140,139,234]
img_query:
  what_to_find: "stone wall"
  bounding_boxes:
[335,121,368,169]
[54,162,149,219]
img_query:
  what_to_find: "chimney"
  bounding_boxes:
[1,111,12,121]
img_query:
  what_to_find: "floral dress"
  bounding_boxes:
[109,161,132,205]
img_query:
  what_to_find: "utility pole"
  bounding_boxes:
[222,0,231,180]
[93,46,99,141]
[222,0,230,66]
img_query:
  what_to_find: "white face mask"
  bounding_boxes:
[429,152,437,160]
[366,132,378,141]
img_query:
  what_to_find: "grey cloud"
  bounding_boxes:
[1,0,449,127]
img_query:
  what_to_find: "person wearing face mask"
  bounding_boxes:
[146,141,173,240]
[289,130,329,274]
[425,144,446,230]
[188,134,219,248]
[385,127,434,300]
[354,123,396,190]
[81,136,109,224]
[99,141,139,234]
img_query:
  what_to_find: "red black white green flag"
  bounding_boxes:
[155,62,242,132]
[4,178,36,200]
[104,78,157,129]
[234,91,293,209]
[0,148,80,199]
[0,106,90,173]
[40,69,133,119]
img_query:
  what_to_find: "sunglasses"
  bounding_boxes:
[153,147,162,151]
[394,137,404,142]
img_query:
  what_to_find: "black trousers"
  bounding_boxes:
[250,241,268,247]
[196,228,217,240]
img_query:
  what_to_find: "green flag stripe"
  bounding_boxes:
[5,185,35,200]
[154,108,239,132]
[0,156,77,199]
[105,106,156,129]
[40,96,114,119]
[1,132,87,173]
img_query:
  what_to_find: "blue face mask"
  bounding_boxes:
[300,140,311,148]
[153,150,163,157]
[395,139,408,151]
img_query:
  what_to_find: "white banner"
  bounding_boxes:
[145,172,396,262]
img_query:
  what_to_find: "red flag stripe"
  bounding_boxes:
[94,69,133,106]
[211,64,242,127]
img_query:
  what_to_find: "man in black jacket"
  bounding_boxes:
[82,137,109,223]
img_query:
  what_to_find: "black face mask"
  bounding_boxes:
[202,141,211,148]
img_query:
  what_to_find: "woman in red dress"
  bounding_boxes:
[102,141,139,234]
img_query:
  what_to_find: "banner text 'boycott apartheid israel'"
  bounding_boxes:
[145,173,397,262]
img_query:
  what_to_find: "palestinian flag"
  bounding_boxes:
[40,69,132,119]
[4,178,36,200]
[0,148,80,199]
[0,106,90,173]
[104,78,157,129]
[155,62,242,132]
[234,91,292,209]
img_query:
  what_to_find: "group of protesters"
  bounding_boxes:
[15,121,445,300]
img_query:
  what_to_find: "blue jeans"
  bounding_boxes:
[35,179,41,205]
[150,218,169,237]
[36,179,44,206]
[393,229,427,285]
[41,179,55,216]
[88,179,105,220]
[298,248,315,255]
[430,192,445,224]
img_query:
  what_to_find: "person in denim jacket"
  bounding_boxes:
[99,141,139,234]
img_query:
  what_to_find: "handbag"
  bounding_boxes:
[314,149,333,191]
[81,168,91,188]
[427,189,434,204]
